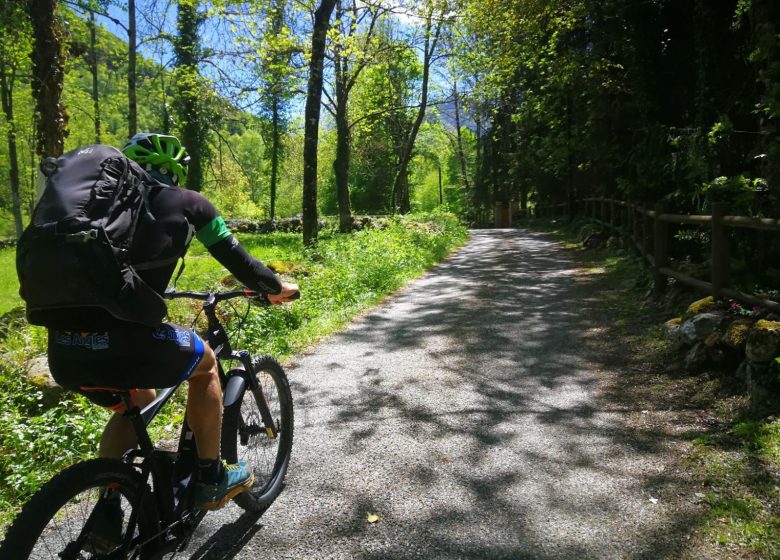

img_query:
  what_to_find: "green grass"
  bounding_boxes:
[688,416,780,559]
[0,211,468,529]
[534,216,780,559]
[0,249,20,316]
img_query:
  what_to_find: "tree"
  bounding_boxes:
[174,0,207,191]
[128,0,137,137]
[26,0,69,159]
[324,0,387,232]
[258,0,298,220]
[450,79,471,193]
[0,0,30,236]
[349,25,419,214]
[86,5,102,142]
[302,0,337,246]
[391,1,447,213]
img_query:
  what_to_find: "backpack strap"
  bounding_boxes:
[132,255,182,271]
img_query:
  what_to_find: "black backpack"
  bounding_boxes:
[17,144,170,327]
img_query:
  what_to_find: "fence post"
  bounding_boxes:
[653,203,669,295]
[640,206,651,258]
[711,202,730,297]
[609,199,615,229]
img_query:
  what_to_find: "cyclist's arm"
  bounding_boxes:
[183,190,282,295]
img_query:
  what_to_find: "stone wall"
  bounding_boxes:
[665,296,780,405]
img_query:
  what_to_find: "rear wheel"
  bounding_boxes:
[221,355,293,513]
[0,459,156,559]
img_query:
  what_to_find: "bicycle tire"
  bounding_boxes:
[221,355,293,513]
[0,458,156,560]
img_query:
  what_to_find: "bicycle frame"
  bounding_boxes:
[102,289,280,557]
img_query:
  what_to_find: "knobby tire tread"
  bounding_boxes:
[221,355,293,514]
[0,458,154,560]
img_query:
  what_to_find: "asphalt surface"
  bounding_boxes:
[183,229,689,560]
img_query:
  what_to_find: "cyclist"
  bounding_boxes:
[45,133,299,521]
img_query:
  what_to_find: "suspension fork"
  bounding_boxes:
[235,350,279,439]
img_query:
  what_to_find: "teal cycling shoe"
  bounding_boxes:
[193,461,254,510]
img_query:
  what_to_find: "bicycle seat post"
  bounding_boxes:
[120,392,155,454]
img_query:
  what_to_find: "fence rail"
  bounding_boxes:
[529,198,780,313]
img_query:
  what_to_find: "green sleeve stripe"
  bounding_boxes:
[196,216,231,247]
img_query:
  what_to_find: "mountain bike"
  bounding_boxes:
[0,289,294,559]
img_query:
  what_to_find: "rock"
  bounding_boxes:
[682,296,717,320]
[722,318,754,350]
[742,361,778,405]
[745,320,780,363]
[680,312,725,344]
[735,360,749,382]
[707,346,726,365]
[704,332,720,347]
[24,355,64,407]
[684,342,710,371]
[664,318,686,349]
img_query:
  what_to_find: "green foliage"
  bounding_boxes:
[458,0,780,219]
[0,215,467,526]
[0,248,20,315]
[690,415,780,558]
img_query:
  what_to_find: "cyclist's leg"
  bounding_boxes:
[97,388,157,458]
[185,344,222,461]
[185,343,254,510]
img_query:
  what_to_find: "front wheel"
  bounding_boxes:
[0,458,156,560]
[221,355,294,514]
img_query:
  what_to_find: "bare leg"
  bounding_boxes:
[98,344,221,462]
[185,344,222,460]
[98,389,156,459]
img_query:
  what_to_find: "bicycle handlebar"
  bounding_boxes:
[164,289,260,302]
[164,289,300,304]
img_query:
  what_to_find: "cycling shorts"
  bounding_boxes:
[47,323,205,411]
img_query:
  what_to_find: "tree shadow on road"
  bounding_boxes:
[290,229,707,559]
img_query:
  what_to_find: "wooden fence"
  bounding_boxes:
[529,198,780,313]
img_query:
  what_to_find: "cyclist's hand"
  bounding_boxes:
[267,282,300,305]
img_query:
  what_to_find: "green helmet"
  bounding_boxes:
[122,133,189,186]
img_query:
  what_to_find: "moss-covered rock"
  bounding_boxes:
[682,296,716,320]
[722,319,754,350]
[24,356,64,407]
[746,320,780,363]
[754,319,780,332]
[664,317,685,349]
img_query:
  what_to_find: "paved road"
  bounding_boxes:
[185,229,691,559]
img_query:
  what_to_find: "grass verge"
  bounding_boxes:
[534,217,779,559]
[0,211,468,529]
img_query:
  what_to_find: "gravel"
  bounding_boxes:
[184,229,700,560]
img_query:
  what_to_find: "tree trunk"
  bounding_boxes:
[88,10,101,143]
[391,11,442,214]
[27,0,68,158]
[302,0,337,246]
[128,0,137,137]
[175,0,204,191]
[0,58,23,237]
[438,164,442,205]
[334,87,352,232]
[270,97,279,220]
[453,80,471,192]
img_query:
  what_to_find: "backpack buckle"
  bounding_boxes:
[65,230,99,243]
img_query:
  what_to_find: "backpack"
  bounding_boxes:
[16,144,170,327]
